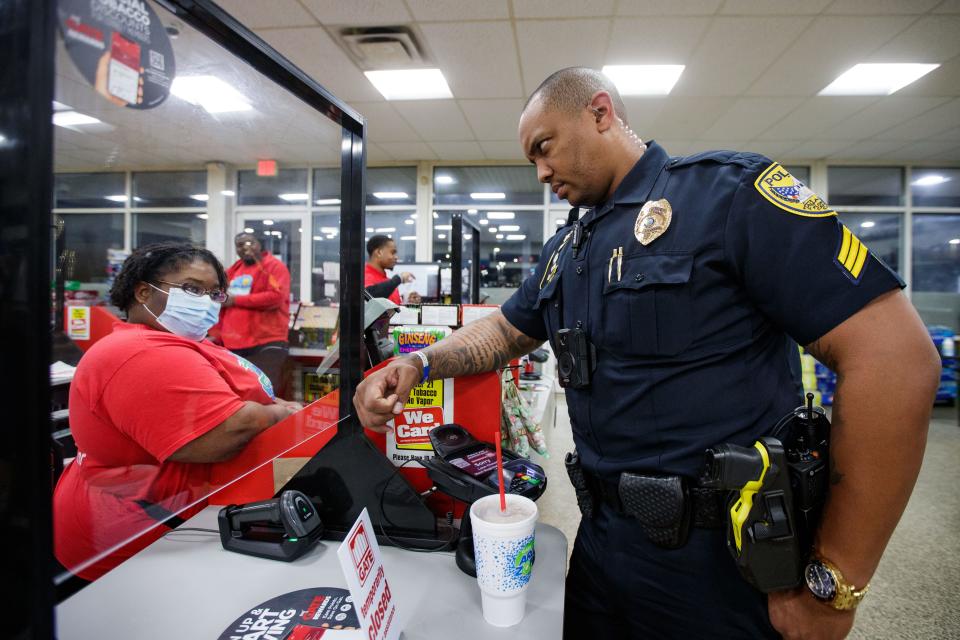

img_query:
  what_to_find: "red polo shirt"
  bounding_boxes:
[365,263,401,305]
[215,251,291,350]
[53,323,275,580]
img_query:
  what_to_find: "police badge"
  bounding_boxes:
[635,199,672,245]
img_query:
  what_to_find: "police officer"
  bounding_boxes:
[354,68,940,639]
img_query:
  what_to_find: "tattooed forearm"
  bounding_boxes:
[419,311,543,379]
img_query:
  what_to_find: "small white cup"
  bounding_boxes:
[470,493,538,627]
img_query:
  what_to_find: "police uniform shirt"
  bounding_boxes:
[502,141,904,483]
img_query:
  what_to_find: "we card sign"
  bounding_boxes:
[337,509,400,640]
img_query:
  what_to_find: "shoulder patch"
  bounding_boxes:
[835,225,869,283]
[754,162,836,218]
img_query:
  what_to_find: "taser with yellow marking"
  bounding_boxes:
[700,437,803,592]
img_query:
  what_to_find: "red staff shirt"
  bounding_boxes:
[53,323,275,580]
[215,251,291,350]
[364,263,402,305]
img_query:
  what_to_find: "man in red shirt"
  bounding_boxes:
[364,235,418,304]
[215,233,292,396]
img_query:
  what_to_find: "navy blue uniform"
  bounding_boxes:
[502,142,904,638]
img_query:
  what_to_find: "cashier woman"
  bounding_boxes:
[53,242,301,585]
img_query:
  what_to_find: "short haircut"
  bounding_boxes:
[109,242,227,311]
[523,67,628,124]
[234,232,263,246]
[367,234,394,256]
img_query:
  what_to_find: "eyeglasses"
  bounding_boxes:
[155,280,229,303]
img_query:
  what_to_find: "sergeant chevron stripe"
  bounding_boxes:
[836,225,869,282]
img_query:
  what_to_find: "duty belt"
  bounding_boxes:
[587,473,726,528]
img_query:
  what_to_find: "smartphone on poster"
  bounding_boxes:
[107,32,141,104]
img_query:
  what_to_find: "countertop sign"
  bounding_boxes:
[337,509,401,640]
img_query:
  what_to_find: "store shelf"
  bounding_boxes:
[289,347,330,357]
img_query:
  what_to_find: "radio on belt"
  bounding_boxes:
[420,424,547,577]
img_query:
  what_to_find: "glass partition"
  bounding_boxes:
[51,0,354,597]
[912,168,960,208]
[835,212,902,274]
[912,214,960,331]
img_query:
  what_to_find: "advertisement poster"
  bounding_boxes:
[391,325,451,356]
[385,377,453,467]
[217,588,362,640]
[337,509,401,640]
[57,0,175,110]
[67,305,90,340]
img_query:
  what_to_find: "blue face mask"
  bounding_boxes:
[143,284,221,341]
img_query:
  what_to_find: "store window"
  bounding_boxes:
[312,167,340,205]
[912,214,960,331]
[133,212,206,247]
[912,168,960,208]
[835,212,902,274]
[366,210,416,263]
[828,166,903,207]
[237,168,309,206]
[434,166,542,206]
[311,210,340,304]
[367,166,416,206]
[434,209,543,288]
[54,172,125,208]
[57,213,124,283]
[132,171,207,208]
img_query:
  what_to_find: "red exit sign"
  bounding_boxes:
[256,159,278,176]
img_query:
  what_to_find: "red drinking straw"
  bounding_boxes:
[494,429,506,512]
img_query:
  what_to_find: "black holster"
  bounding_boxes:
[564,451,594,520]
[618,472,691,550]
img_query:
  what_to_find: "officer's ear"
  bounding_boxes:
[587,91,615,132]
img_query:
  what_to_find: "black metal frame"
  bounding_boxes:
[450,213,481,305]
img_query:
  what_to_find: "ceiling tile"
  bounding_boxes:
[378,142,438,161]
[700,97,805,140]
[351,101,422,142]
[645,97,736,139]
[827,139,905,160]
[674,17,813,96]
[940,126,960,141]
[867,16,960,62]
[515,19,611,95]
[299,0,412,25]
[405,0,509,21]
[606,17,711,63]
[366,142,394,162]
[746,16,916,96]
[896,56,960,96]
[931,145,960,161]
[933,0,960,13]
[876,98,960,140]
[419,22,523,99]
[878,138,959,161]
[755,96,878,140]
[616,0,722,15]
[391,101,474,140]
[258,27,382,102]
[216,0,317,28]
[459,99,525,139]
[785,139,855,158]
[622,97,670,134]
[428,141,486,160]
[657,140,749,156]
[820,96,950,140]
[720,0,831,14]
[513,0,616,19]
[480,140,527,160]
[825,0,940,14]
[745,140,810,159]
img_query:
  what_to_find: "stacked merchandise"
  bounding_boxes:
[799,348,822,406]
[928,325,957,404]
[814,360,836,406]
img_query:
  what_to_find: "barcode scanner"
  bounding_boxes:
[218,489,324,561]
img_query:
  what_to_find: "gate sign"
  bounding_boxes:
[337,509,401,640]
[57,0,175,110]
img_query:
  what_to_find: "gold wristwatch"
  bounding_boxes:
[804,555,869,610]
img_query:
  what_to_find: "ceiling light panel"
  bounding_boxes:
[53,111,101,127]
[601,65,685,96]
[171,76,253,113]
[364,69,453,101]
[819,63,940,96]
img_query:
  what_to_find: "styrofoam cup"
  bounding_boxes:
[470,493,538,627]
